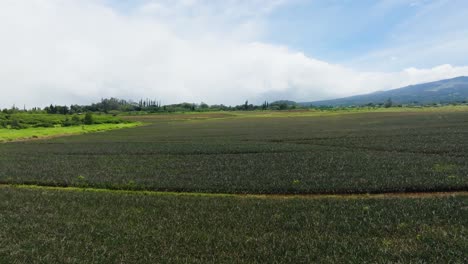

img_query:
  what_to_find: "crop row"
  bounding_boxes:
[0,111,467,194]
[0,187,466,263]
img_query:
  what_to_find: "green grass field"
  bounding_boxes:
[0,123,141,142]
[0,108,467,263]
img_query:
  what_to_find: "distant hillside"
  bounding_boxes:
[270,100,297,106]
[301,76,468,106]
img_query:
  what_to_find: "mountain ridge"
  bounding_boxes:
[301,76,468,106]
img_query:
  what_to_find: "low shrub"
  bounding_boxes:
[84,113,94,125]
[10,119,29,129]
[33,122,56,128]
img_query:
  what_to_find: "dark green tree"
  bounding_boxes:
[384,98,393,108]
[200,102,209,109]
[11,119,24,129]
[83,112,94,125]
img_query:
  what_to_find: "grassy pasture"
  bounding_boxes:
[0,186,466,263]
[0,108,467,194]
[0,123,141,143]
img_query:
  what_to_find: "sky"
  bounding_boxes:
[1,0,468,108]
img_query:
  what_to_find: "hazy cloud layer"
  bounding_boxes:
[1,0,468,107]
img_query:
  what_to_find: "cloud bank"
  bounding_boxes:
[1,0,467,107]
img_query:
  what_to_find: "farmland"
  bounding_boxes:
[0,186,466,263]
[0,107,467,263]
[1,108,467,194]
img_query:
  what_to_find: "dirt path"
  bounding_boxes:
[1,183,466,200]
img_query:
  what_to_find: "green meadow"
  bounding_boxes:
[0,123,141,142]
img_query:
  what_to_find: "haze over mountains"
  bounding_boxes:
[301,76,468,107]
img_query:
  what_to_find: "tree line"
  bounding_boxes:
[1,98,304,114]
[3,97,464,115]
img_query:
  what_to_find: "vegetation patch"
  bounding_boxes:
[433,163,458,173]
[0,109,466,194]
[0,112,128,129]
[0,122,141,143]
[0,187,466,263]
[0,107,466,263]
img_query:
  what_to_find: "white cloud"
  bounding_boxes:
[0,0,467,108]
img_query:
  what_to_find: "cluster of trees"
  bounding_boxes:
[0,112,96,129]
[44,105,73,115]
[2,98,303,115]
[3,97,467,116]
[62,113,95,126]
[0,100,385,116]
[72,98,163,113]
[361,98,394,108]
[227,100,298,111]
[39,98,163,114]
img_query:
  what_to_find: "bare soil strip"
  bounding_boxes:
[0,183,466,200]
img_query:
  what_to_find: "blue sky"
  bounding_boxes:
[1,0,468,107]
[266,1,417,63]
[264,0,468,70]
[109,0,468,69]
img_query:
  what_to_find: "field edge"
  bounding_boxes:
[1,183,467,200]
